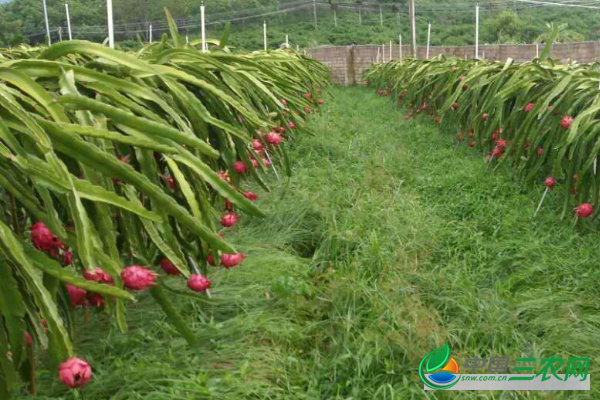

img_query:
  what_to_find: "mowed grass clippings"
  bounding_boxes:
[30,87,600,400]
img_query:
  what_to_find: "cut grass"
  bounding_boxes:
[25,87,599,399]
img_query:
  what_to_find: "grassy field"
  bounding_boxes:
[29,86,599,399]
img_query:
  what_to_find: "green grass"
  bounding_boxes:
[25,86,600,399]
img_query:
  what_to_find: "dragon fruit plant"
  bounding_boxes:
[363,38,600,221]
[0,11,328,398]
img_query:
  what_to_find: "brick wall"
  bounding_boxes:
[307,41,600,85]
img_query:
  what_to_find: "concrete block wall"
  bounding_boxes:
[307,41,600,85]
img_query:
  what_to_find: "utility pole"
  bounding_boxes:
[334,7,337,27]
[475,3,480,59]
[410,0,417,57]
[65,3,73,40]
[201,2,207,53]
[149,24,153,43]
[107,0,114,48]
[43,0,51,45]
[263,21,267,50]
[313,0,318,30]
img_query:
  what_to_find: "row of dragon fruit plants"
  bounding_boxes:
[0,14,329,397]
[364,53,600,221]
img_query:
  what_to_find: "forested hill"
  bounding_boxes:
[1,0,599,50]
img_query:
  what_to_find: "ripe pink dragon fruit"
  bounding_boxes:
[468,142,476,148]
[217,171,230,182]
[206,253,217,266]
[452,102,458,110]
[62,251,73,266]
[482,113,489,121]
[253,139,263,151]
[274,126,285,134]
[82,268,114,285]
[544,177,556,188]
[66,284,87,308]
[244,191,258,201]
[495,139,507,150]
[31,222,61,251]
[87,293,104,308]
[251,159,259,168]
[262,157,272,167]
[288,121,296,130]
[221,253,246,269]
[537,147,544,157]
[221,213,239,228]
[59,357,92,389]
[187,274,211,292]
[575,203,593,218]
[524,103,534,112]
[281,98,288,107]
[121,266,157,291]
[163,174,175,190]
[304,91,312,99]
[264,132,283,146]
[159,258,180,276]
[24,332,33,347]
[491,146,504,159]
[234,161,248,174]
[561,115,574,130]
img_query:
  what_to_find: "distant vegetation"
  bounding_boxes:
[0,0,598,49]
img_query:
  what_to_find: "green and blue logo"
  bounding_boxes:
[419,344,460,390]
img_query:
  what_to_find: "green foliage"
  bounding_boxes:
[30,86,600,399]
[365,54,600,220]
[0,11,328,397]
[1,0,600,48]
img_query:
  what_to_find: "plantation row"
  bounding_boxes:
[0,17,328,397]
[365,53,600,221]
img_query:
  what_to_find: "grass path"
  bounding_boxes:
[33,87,599,399]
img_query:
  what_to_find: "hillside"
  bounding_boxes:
[0,0,599,49]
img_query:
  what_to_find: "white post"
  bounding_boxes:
[410,0,417,57]
[43,0,51,45]
[380,5,383,26]
[149,24,153,43]
[399,34,403,63]
[186,35,189,44]
[286,34,289,46]
[390,40,393,61]
[65,3,73,40]
[334,9,337,27]
[58,27,63,42]
[296,44,300,51]
[263,21,267,50]
[376,47,380,63]
[107,0,114,48]
[536,43,539,58]
[475,3,480,59]
[359,6,362,25]
[426,22,431,59]
[200,2,207,53]
[382,44,386,62]
[313,0,318,29]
